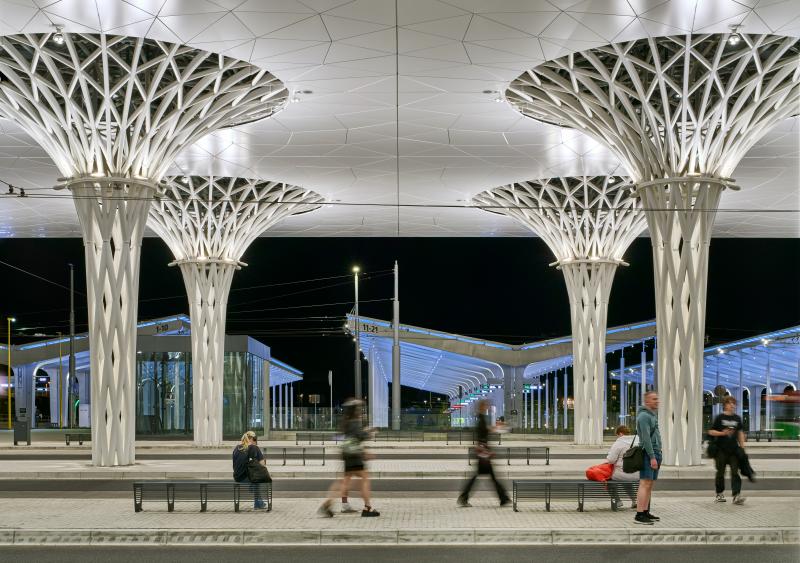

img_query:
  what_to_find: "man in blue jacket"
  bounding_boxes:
[635,391,662,525]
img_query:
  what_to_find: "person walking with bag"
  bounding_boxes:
[457,399,510,507]
[709,396,746,504]
[634,391,661,525]
[232,430,270,510]
[318,399,380,517]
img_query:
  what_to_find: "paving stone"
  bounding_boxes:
[244,529,320,544]
[320,530,398,543]
[398,529,474,543]
[13,529,91,544]
[706,528,783,544]
[552,528,630,544]
[91,530,167,544]
[629,528,707,544]
[166,530,243,544]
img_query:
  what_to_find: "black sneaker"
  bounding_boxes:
[457,497,471,508]
[317,504,334,518]
[645,511,660,521]
[499,497,511,507]
[634,513,654,525]
[361,507,380,517]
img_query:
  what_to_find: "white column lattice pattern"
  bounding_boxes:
[505,34,799,465]
[0,33,288,466]
[473,177,646,445]
[639,178,725,466]
[70,178,154,466]
[148,176,323,445]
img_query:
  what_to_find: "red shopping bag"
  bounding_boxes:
[585,463,614,482]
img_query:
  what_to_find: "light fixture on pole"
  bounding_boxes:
[6,317,15,429]
[353,266,361,400]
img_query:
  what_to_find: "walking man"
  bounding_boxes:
[709,396,746,504]
[634,391,661,525]
[457,399,510,507]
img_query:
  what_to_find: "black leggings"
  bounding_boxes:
[459,459,508,502]
[715,451,742,496]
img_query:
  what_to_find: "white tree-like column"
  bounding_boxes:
[473,177,646,445]
[149,176,323,446]
[506,33,799,465]
[0,33,287,466]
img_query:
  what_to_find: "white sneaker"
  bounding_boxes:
[733,495,746,505]
[715,494,726,503]
[341,503,358,513]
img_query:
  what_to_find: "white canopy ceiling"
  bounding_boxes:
[0,0,798,238]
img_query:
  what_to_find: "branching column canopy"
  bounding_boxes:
[473,177,647,445]
[149,176,323,445]
[505,33,799,464]
[0,32,288,465]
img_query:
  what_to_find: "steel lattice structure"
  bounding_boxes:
[506,33,800,465]
[0,33,287,466]
[473,177,647,445]
[148,176,323,446]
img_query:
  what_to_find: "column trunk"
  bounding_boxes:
[180,261,236,447]
[70,179,154,467]
[562,261,616,445]
[639,180,724,466]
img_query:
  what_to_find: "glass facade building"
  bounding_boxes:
[135,333,295,439]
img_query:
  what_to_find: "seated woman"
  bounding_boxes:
[232,430,268,510]
[605,424,639,509]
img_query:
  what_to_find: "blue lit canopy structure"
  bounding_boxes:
[1,314,301,430]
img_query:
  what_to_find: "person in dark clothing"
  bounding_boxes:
[709,396,746,504]
[232,430,267,509]
[318,399,380,517]
[457,399,510,507]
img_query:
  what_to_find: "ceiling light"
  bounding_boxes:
[52,25,64,44]
[729,24,742,45]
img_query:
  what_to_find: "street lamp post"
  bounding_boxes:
[6,317,15,429]
[353,266,361,400]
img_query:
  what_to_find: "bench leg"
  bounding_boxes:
[234,484,240,512]
[133,484,142,513]
[200,484,207,512]
[267,484,273,512]
[167,485,175,512]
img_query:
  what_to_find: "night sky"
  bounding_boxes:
[1,237,798,404]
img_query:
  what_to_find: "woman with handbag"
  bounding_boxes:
[232,430,269,510]
[318,399,380,517]
[604,425,639,509]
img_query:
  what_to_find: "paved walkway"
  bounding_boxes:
[0,496,796,545]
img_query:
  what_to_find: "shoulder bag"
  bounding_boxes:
[622,431,644,473]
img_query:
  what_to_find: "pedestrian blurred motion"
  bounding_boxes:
[457,399,510,507]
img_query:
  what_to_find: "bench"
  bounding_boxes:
[65,432,91,445]
[512,480,639,512]
[468,446,550,465]
[263,446,325,466]
[446,429,502,445]
[371,431,424,442]
[749,429,780,442]
[133,481,272,512]
[295,432,339,445]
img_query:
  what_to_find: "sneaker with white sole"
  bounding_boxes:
[341,503,359,514]
[715,494,726,503]
[733,495,746,505]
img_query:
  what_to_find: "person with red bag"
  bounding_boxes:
[604,425,639,510]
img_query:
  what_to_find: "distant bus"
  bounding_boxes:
[769,389,800,440]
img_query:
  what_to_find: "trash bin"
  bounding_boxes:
[13,407,31,446]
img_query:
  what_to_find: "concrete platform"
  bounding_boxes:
[0,496,796,546]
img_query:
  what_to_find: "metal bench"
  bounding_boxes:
[446,429,502,445]
[512,479,639,512]
[295,432,339,445]
[65,432,91,445]
[263,446,325,466]
[748,429,779,442]
[133,481,272,512]
[468,446,550,465]
[371,431,424,442]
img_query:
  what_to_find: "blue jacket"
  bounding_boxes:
[636,407,661,457]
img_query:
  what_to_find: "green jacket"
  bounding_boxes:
[636,407,661,457]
